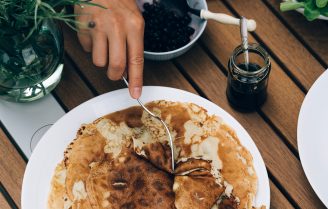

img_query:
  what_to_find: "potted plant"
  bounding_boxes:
[0,0,100,102]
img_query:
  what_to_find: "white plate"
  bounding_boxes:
[22,87,270,209]
[298,70,328,207]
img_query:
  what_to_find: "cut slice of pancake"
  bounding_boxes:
[212,195,266,209]
[134,141,173,173]
[173,175,224,209]
[175,158,212,176]
[174,159,225,209]
[216,195,239,209]
[86,148,175,209]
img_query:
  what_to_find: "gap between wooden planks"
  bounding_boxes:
[0,192,12,209]
[0,128,26,208]
[264,0,328,67]
[54,56,96,111]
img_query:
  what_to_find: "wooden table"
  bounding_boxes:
[1,0,327,208]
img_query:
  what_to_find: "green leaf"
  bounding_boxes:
[280,1,305,12]
[319,6,328,16]
[304,0,321,20]
[0,36,17,56]
[0,0,106,38]
[316,0,328,8]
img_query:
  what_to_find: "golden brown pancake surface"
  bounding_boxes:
[86,148,175,209]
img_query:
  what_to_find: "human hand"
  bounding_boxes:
[74,0,145,99]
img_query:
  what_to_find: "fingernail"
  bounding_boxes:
[132,87,142,99]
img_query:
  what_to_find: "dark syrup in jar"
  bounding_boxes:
[226,63,270,111]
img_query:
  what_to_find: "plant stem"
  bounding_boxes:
[40,2,57,14]
[34,0,41,27]
[280,1,305,11]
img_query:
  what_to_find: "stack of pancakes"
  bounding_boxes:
[48,101,265,209]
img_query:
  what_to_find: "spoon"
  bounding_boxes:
[160,0,257,31]
[122,77,175,172]
[240,17,249,67]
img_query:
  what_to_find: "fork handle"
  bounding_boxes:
[200,10,257,32]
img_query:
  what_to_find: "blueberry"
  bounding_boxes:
[143,2,151,11]
[186,27,195,36]
[183,15,192,25]
[142,1,193,52]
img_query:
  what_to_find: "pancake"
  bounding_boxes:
[174,175,224,209]
[64,124,107,201]
[216,196,239,209]
[47,162,94,209]
[175,158,212,176]
[86,148,175,209]
[48,162,72,209]
[48,100,263,209]
[134,141,173,173]
[174,159,225,209]
[49,115,135,208]
[216,124,258,209]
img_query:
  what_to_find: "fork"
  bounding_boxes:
[122,77,175,172]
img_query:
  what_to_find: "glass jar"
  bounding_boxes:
[226,43,271,112]
[0,19,64,102]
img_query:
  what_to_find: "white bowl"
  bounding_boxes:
[137,0,208,61]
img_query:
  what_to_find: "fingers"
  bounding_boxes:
[107,24,127,81]
[77,33,92,52]
[126,18,145,99]
[74,0,145,97]
[92,32,108,67]
[75,5,93,52]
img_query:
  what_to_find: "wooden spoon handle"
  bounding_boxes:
[200,10,257,31]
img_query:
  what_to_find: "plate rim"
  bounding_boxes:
[22,86,270,208]
[297,70,328,207]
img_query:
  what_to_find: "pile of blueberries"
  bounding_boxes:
[142,1,195,52]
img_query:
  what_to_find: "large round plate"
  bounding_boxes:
[22,87,270,209]
[298,70,328,207]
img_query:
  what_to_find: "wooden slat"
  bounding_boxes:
[224,0,324,91]
[0,128,26,207]
[63,26,197,94]
[176,44,326,209]
[63,28,123,95]
[201,0,305,151]
[53,56,95,110]
[265,0,328,66]
[270,181,295,209]
[0,193,11,209]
